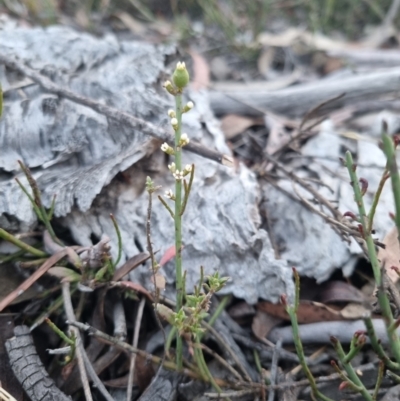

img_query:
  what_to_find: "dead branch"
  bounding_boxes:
[209,68,400,117]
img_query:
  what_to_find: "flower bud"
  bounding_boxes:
[183,101,194,113]
[183,164,192,176]
[163,80,176,95]
[172,61,189,89]
[168,109,176,118]
[161,142,175,155]
[179,133,190,147]
[171,118,178,130]
[168,162,176,173]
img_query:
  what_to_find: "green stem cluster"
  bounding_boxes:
[284,269,334,401]
[345,150,400,363]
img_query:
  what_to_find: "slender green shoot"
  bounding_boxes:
[0,228,47,257]
[345,150,400,363]
[367,168,389,233]
[331,336,373,401]
[17,161,61,245]
[381,132,400,243]
[372,361,384,400]
[285,269,334,401]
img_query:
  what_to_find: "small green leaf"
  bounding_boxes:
[47,267,82,282]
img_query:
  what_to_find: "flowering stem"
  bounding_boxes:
[174,92,184,370]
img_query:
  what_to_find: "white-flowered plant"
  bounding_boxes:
[153,61,229,382]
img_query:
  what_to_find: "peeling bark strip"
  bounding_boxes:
[5,326,71,401]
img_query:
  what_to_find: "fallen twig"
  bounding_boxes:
[0,54,232,166]
[127,297,146,401]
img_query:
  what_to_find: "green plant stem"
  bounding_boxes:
[382,134,400,241]
[345,151,400,363]
[345,152,381,283]
[181,165,195,216]
[0,248,26,263]
[386,369,400,383]
[286,270,334,401]
[363,317,400,371]
[45,318,75,346]
[331,337,373,401]
[174,92,184,370]
[0,228,47,257]
[207,295,230,329]
[195,338,223,395]
[367,168,389,233]
[158,195,175,218]
[372,361,384,400]
[110,214,122,268]
[18,161,60,244]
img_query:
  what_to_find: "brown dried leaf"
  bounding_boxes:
[151,273,166,290]
[221,114,262,139]
[119,281,153,300]
[252,309,283,338]
[339,303,371,319]
[378,226,400,283]
[257,300,370,324]
[112,252,150,281]
[318,280,366,304]
[189,49,210,91]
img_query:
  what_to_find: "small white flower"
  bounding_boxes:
[185,164,192,172]
[168,162,176,172]
[179,133,190,146]
[164,80,172,87]
[161,142,169,152]
[171,118,178,127]
[165,189,174,199]
[186,101,194,109]
[168,109,176,118]
[176,61,186,70]
[173,170,184,181]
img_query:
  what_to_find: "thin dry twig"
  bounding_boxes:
[68,321,208,382]
[200,342,244,382]
[0,54,232,166]
[127,297,146,401]
[262,165,384,250]
[267,338,282,401]
[263,152,341,219]
[140,183,168,399]
[80,346,114,401]
[62,282,93,401]
[113,299,127,340]
[201,321,253,382]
